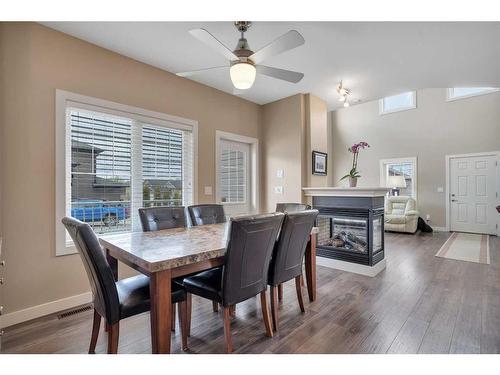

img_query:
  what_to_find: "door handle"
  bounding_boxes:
[451,199,457,202]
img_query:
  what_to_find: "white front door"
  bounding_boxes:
[450,155,497,234]
[217,139,251,217]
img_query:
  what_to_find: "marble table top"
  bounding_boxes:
[99,222,230,273]
[100,223,319,273]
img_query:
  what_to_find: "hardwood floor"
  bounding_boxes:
[2,232,499,354]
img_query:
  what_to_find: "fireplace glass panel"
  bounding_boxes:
[317,215,368,254]
[373,216,383,252]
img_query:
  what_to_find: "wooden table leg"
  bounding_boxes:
[150,269,172,354]
[304,233,317,302]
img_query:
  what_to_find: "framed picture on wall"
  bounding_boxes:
[312,151,328,176]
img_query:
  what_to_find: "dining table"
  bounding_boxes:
[99,222,318,354]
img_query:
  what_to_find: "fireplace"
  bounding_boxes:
[313,196,385,266]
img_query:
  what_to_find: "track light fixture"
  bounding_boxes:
[337,81,351,108]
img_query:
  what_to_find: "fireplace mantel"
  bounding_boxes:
[303,187,389,197]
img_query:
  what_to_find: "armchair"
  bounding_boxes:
[384,196,419,233]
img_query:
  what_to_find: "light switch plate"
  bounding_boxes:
[276,169,284,178]
[204,186,213,195]
[437,187,444,193]
[274,186,283,194]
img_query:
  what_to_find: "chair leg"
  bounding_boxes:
[107,323,119,354]
[171,303,176,332]
[178,300,189,351]
[260,291,274,338]
[295,275,305,313]
[278,283,283,302]
[223,307,233,354]
[229,304,236,316]
[269,286,279,332]
[89,309,101,354]
[212,300,219,312]
[186,293,192,337]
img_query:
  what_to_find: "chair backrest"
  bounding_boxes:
[188,204,226,226]
[276,203,311,213]
[268,210,319,286]
[62,217,120,324]
[386,196,415,215]
[221,212,284,306]
[138,206,187,232]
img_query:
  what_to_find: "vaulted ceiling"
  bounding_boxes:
[42,22,500,110]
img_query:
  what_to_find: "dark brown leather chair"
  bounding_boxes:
[138,206,186,232]
[62,217,188,353]
[188,204,226,226]
[138,206,190,334]
[275,203,311,212]
[187,204,226,313]
[267,210,318,331]
[181,212,284,353]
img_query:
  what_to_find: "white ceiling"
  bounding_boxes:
[41,22,500,110]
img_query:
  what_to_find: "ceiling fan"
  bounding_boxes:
[176,21,305,91]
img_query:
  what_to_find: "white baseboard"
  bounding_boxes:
[0,292,92,329]
[317,257,386,277]
[432,226,449,232]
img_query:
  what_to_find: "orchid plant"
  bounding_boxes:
[340,141,370,182]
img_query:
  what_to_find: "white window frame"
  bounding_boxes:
[446,87,500,102]
[379,157,418,201]
[215,130,259,214]
[379,91,417,115]
[55,90,198,256]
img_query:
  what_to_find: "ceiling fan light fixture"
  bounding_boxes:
[230,62,256,90]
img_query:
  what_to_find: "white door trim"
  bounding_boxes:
[445,151,500,234]
[215,130,259,214]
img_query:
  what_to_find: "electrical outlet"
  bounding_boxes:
[204,186,213,195]
[437,187,444,193]
[274,186,283,194]
[276,169,284,178]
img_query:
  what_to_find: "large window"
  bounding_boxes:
[56,91,197,255]
[379,91,416,115]
[446,87,499,101]
[379,157,417,200]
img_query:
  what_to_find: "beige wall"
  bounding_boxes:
[261,94,305,212]
[331,88,500,227]
[260,93,329,211]
[0,22,262,314]
[305,94,329,188]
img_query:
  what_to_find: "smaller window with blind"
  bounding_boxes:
[446,87,499,101]
[379,91,416,115]
[219,141,247,204]
[380,157,417,200]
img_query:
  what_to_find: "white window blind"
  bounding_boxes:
[70,110,132,234]
[220,146,246,204]
[67,107,193,236]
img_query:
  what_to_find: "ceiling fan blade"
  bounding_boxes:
[256,65,304,83]
[249,30,305,64]
[189,28,239,61]
[176,66,228,77]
